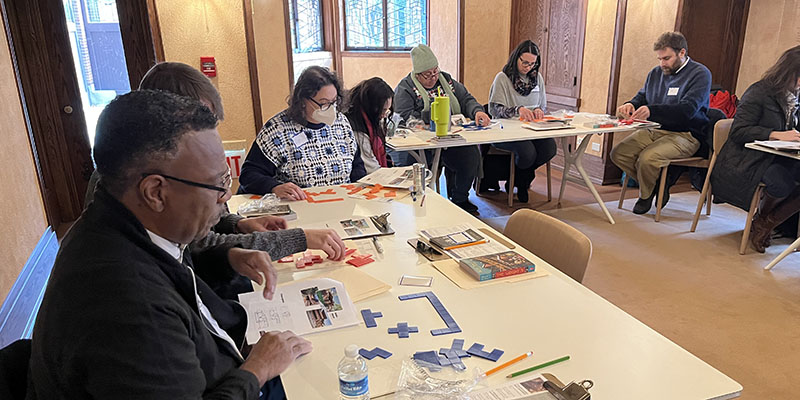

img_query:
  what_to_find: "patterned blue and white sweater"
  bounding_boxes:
[238,109,366,194]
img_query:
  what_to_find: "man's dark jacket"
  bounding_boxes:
[711,80,799,210]
[26,187,268,399]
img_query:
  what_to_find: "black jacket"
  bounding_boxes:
[27,188,264,399]
[711,80,799,210]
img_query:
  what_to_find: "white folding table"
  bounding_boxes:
[387,115,660,225]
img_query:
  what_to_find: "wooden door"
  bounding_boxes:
[510,0,549,78]
[676,0,750,92]
[510,0,587,111]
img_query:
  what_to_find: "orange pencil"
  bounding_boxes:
[481,351,534,378]
[443,240,486,250]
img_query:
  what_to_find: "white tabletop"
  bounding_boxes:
[387,114,658,151]
[229,190,741,399]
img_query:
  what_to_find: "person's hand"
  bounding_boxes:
[518,107,535,122]
[532,107,545,120]
[474,111,491,127]
[769,129,800,141]
[228,248,277,299]
[630,105,650,121]
[240,330,312,385]
[617,103,635,119]
[304,229,346,261]
[237,215,288,233]
[273,183,307,201]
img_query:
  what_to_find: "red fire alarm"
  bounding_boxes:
[200,57,216,77]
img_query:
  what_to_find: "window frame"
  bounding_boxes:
[341,0,430,52]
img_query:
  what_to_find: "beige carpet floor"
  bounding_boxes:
[482,192,800,399]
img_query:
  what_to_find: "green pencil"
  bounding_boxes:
[505,355,571,378]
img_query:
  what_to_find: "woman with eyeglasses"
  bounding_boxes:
[484,40,557,203]
[344,77,395,174]
[239,66,366,199]
[394,44,488,213]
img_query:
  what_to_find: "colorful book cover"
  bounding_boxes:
[459,251,535,281]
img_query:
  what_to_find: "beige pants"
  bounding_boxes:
[610,128,700,199]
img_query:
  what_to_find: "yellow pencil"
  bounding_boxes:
[481,351,534,378]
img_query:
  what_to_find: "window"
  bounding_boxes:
[344,0,427,51]
[288,0,324,53]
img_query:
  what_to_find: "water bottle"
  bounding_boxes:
[338,344,369,400]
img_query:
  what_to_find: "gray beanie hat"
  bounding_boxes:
[411,44,438,74]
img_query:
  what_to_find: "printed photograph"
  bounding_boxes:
[520,377,546,393]
[315,287,343,312]
[301,287,320,306]
[306,308,332,328]
[344,227,362,236]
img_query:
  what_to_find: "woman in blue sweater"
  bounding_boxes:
[239,66,366,199]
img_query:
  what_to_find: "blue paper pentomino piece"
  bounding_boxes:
[387,322,419,338]
[466,343,504,362]
[359,347,392,360]
[397,291,461,336]
[360,309,383,328]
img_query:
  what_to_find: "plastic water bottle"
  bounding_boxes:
[338,344,369,400]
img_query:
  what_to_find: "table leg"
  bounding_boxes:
[557,137,572,205]
[764,236,800,270]
[561,134,616,225]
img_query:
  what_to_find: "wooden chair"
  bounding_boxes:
[687,119,761,254]
[475,147,552,207]
[503,209,591,283]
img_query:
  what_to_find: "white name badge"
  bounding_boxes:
[291,132,309,147]
[667,87,679,96]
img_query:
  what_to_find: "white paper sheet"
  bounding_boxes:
[419,224,510,260]
[239,278,359,344]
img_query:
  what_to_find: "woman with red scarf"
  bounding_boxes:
[345,77,395,173]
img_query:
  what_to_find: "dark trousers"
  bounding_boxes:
[389,147,480,203]
[261,376,286,399]
[762,157,800,198]
[493,138,557,170]
[442,146,481,202]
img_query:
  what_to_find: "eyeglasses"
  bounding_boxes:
[142,167,232,200]
[519,59,537,68]
[309,97,337,111]
[416,67,439,80]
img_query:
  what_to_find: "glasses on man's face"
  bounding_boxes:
[309,97,337,111]
[417,67,439,80]
[143,167,232,200]
[519,59,536,68]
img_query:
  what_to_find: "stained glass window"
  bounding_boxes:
[344,0,427,51]
[289,0,324,53]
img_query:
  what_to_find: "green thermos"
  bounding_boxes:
[430,96,450,137]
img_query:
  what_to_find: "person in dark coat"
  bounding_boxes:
[27,90,312,399]
[710,45,800,252]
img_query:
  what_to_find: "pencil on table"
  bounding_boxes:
[506,355,570,378]
[481,351,533,378]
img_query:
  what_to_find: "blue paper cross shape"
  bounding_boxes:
[387,322,419,338]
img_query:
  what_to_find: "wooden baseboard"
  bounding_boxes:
[0,228,58,348]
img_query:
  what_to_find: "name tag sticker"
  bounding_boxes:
[291,132,309,147]
[667,87,679,96]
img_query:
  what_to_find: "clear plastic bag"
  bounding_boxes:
[236,193,283,216]
[394,359,480,400]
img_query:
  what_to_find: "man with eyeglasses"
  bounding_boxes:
[394,44,489,213]
[28,90,310,399]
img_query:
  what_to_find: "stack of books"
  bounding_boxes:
[431,134,466,144]
[459,250,536,281]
